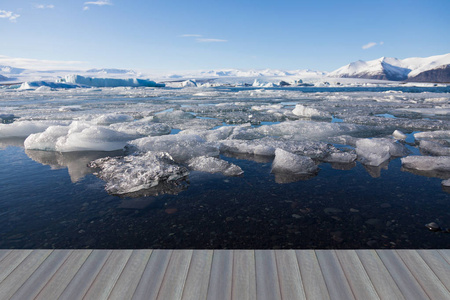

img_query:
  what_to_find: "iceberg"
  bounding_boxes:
[0,120,67,138]
[60,75,165,87]
[271,148,318,175]
[89,152,189,195]
[292,104,330,119]
[187,156,243,176]
[356,138,409,166]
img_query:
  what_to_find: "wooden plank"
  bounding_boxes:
[376,250,430,300]
[295,250,330,300]
[334,250,379,300]
[157,250,193,300]
[356,250,405,300]
[417,250,450,291]
[10,250,72,300]
[206,250,233,300]
[0,250,12,263]
[58,250,112,300]
[232,250,256,300]
[0,250,32,284]
[83,250,133,300]
[34,250,92,300]
[132,249,173,300]
[396,250,450,299]
[255,250,281,300]
[108,250,153,300]
[181,250,213,300]
[438,250,450,264]
[275,250,306,300]
[315,250,355,300]
[0,250,52,300]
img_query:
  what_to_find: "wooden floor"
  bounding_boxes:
[0,250,449,299]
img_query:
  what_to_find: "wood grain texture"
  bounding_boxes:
[0,250,52,300]
[58,250,111,300]
[83,250,133,300]
[132,249,173,300]
[275,250,306,300]
[232,250,256,300]
[376,250,430,300]
[255,250,282,300]
[417,250,450,291]
[156,250,193,300]
[34,250,92,300]
[0,250,32,284]
[396,250,450,300]
[0,250,12,263]
[10,250,72,300]
[181,250,213,300]
[335,250,379,300]
[108,250,152,300]
[295,250,330,300]
[355,250,405,300]
[206,250,233,300]
[315,250,355,300]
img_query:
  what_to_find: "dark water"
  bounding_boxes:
[1,145,449,249]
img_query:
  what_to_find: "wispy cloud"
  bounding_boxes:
[362,41,384,50]
[35,4,55,9]
[196,38,227,43]
[0,10,20,22]
[0,55,87,70]
[180,34,228,43]
[83,0,112,10]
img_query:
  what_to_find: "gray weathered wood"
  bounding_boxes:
[58,250,112,300]
[34,250,92,300]
[255,250,282,300]
[10,250,72,300]
[376,250,430,300]
[0,250,32,284]
[206,250,233,300]
[396,250,450,299]
[0,250,52,300]
[108,250,152,300]
[335,250,379,300]
[232,250,256,300]
[438,249,450,264]
[83,250,133,300]
[157,250,193,300]
[295,250,330,300]
[315,250,355,300]
[355,250,405,300]
[132,249,173,300]
[275,250,306,300]
[417,250,450,291]
[0,250,12,263]
[181,250,213,300]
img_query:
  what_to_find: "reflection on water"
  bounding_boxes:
[25,149,124,182]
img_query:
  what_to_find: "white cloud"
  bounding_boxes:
[0,55,87,70]
[35,4,55,9]
[83,6,90,10]
[0,10,20,22]
[362,41,384,50]
[196,38,227,43]
[180,34,202,37]
[84,0,112,6]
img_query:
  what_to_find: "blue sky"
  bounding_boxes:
[0,0,449,72]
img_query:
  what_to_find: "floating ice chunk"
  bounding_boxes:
[60,75,165,87]
[292,104,329,119]
[356,138,409,166]
[414,130,450,140]
[24,122,135,152]
[188,156,243,176]
[110,122,171,137]
[323,152,357,164]
[128,134,220,163]
[443,178,450,187]
[181,80,197,87]
[18,81,79,90]
[153,110,195,122]
[93,114,134,125]
[0,120,66,138]
[419,140,450,156]
[401,156,450,172]
[392,130,407,140]
[89,152,189,195]
[271,148,318,174]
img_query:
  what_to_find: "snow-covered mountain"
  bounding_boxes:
[165,68,326,79]
[0,65,26,75]
[329,53,450,82]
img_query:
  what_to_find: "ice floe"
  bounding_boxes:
[401,156,450,178]
[356,138,410,166]
[271,148,318,176]
[187,156,243,176]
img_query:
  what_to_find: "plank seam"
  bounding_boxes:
[0,250,12,264]
[103,250,134,300]
[0,250,33,286]
[314,250,332,299]
[155,250,175,300]
[180,250,196,300]
[32,250,75,299]
[293,250,308,300]
[273,251,284,300]
[437,250,450,265]
[417,250,450,294]
[204,250,215,300]
[130,250,155,300]
[231,250,235,300]
[81,250,114,300]
[354,250,387,300]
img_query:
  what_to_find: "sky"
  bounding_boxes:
[0,0,449,72]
